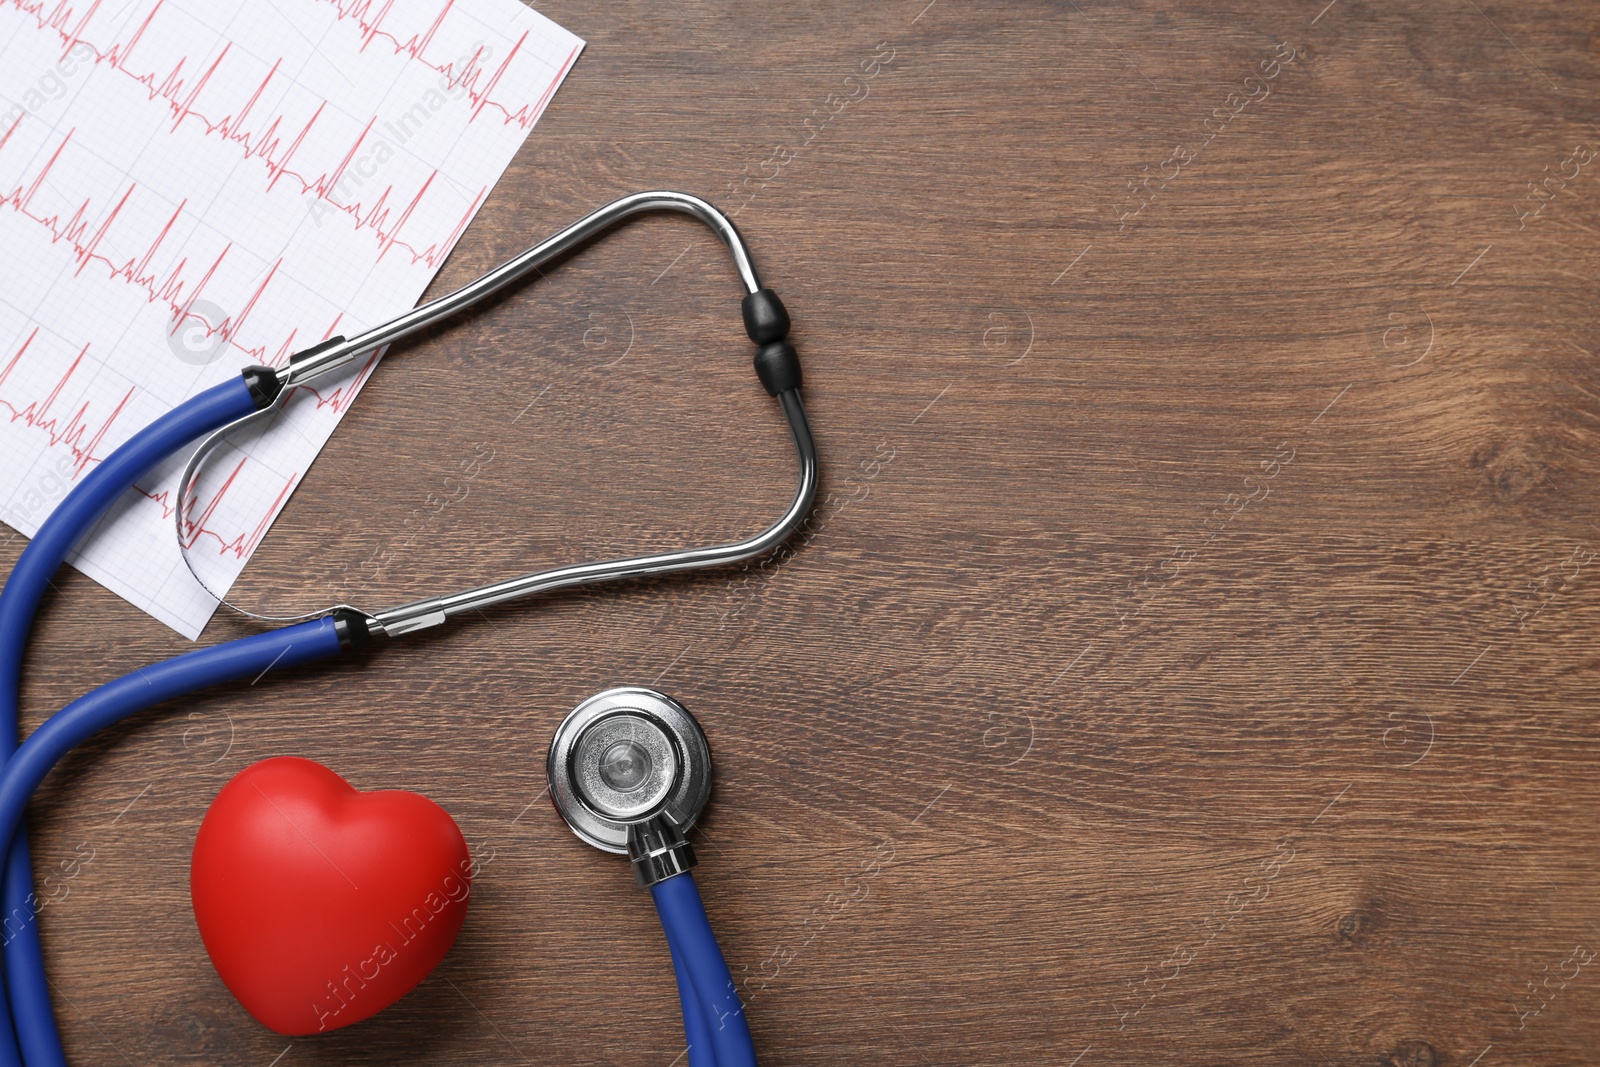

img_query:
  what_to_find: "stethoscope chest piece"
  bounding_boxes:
[548,687,712,856]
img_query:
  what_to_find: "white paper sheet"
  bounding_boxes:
[0,0,582,637]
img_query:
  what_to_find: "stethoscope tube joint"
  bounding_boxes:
[628,814,698,888]
[278,334,354,389]
[240,365,285,410]
[741,288,791,344]
[332,608,377,653]
[743,287,802,397]
[754,344,802,397]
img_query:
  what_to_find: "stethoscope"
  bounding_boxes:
[0,191,814,1067]
[547,687,750,1065]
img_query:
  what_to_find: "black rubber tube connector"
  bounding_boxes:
[753,340,802,396]
[333,608,374,652]
[244,333,347,408]
[240,365,283,409]
[741,289,790,345]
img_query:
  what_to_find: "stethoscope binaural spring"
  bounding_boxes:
[0,191,811,1067]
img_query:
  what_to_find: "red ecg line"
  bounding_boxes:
[164,453,300,561]
[12,0,579,131]
[332,0,580,126]
[0,0,571,563]
[0,123,378,552]
[0,327,132,477]
[0,325,327,558]
[0,0,572,364]
[3,0,556,267]
[1,121,321,367]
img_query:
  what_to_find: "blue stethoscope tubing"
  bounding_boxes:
[0,375,265,1067]
[0,371,761,1065]
[655,873,756,1067]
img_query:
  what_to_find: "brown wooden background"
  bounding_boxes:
[8,0,1600,1064]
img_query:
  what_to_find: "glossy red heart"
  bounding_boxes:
[190,757,472,1035]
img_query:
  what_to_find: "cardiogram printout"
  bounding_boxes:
[0,0,583,637]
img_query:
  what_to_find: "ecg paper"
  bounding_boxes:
[0,0,582,638]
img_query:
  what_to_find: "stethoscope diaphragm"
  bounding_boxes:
[547,687,712,854]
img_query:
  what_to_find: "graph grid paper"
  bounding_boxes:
[0,0,582,637]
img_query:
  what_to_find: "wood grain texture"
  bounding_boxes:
[6,1,1600,1064]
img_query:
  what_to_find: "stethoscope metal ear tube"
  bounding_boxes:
[0,192,804,1066]
[174,190,817,637]
[279,191,763,387]
[369,385,814,637]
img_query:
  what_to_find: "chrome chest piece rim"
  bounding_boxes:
[547,687,713,854]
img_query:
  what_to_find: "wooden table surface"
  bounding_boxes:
[9,1,1600,1064]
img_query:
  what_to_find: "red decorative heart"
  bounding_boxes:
[190,757,472,1035]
